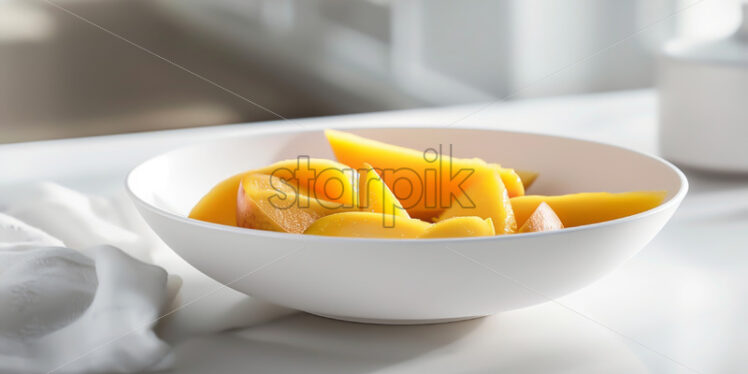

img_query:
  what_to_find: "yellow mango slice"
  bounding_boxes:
[325,130,524,220]
[359,163,410,225]
[189,172,246,226]
[487,164,526,197]
[511,191,667,228]
[419,217,495,238]
[253,158,357,207]
[237,174,354,233]
[436,167,518,234]
[188,158,357,226]
[518,202,563,233]
[516,170,539,189]
[304,212,431,239]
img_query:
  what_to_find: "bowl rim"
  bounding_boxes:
[125,125,689,243]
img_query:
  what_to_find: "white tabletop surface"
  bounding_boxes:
[2,90,747,374]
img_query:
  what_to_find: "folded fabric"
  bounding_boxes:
[0,188,173,373]
[0,182,295,373]
[2,183,153,263]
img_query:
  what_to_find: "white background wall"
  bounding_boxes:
[160,0,745,107]
[1,0,745,142]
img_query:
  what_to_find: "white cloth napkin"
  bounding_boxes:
[0,183,294,373]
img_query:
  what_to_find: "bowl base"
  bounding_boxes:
[310,312,488,325]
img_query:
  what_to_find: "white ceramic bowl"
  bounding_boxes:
[127,126,687,324]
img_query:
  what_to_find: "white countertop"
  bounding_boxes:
[2,90,746,373]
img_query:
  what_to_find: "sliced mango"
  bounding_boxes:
[518,202,563,233]
[188,158,357,226]
[516,170,539,190]
[325,130,524,219]
[253,158,357,207]
[304,212,431,239]
[237,174,354,233]
[419,217,495,238]
[487,164,526,197]
[437,167,517,234]
[189,172,246,226]
[359,163,410,226]
[511,191,667,228]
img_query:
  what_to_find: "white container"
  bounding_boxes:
[658,2,748,173]
[127,126,686,324]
